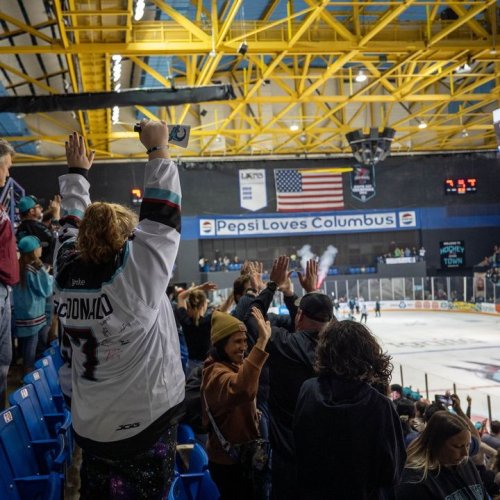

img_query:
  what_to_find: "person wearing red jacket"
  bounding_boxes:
[0,138,19,410]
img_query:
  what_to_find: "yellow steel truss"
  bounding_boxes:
[1,0,499,162]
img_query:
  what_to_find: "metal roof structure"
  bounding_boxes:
[0,0,499,164]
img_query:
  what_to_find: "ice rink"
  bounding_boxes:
[355,309,500,420]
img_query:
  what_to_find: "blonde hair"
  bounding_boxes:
[77,202,138,264]
[405,411,469,481]
[18,252,43,288]
[186,289,208,326]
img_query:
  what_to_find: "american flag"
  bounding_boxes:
[274,169,344,212]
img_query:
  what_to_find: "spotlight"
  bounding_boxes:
[345,127,395,166]
[355,69,367,83]
[455,62,471,74]
[289,124,300,132]
[16,113,26,119]
[237,42,248,56]
[461,129,469,138]
[418,120,427,129]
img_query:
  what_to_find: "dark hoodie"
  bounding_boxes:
[293,376,406,500]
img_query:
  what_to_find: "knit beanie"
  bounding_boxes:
[211,310,247,345]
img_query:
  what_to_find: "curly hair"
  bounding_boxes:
[314,319,392,385]
[77,202,138,264]
[187,289,208,326]
[405,411,469,480]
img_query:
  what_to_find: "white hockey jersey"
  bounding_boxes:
[54,159,185,455]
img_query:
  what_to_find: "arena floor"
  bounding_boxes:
[357,310,500,420]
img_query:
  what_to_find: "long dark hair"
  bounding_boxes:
[208,336,232,364]
[315,320,392,385]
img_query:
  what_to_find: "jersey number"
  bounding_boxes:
[63,326,98,381]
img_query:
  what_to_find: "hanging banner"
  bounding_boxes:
[440,240,465,269]
[350,164,376,202]
[239,169,267,211]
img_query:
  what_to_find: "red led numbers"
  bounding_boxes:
[444,178,477,194]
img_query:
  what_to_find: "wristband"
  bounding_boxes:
[146,145,169,154]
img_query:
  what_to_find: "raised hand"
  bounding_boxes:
[278,271,294,297]
[298,259,318,293]
[65,132,95,170]
[252,306,271,347]
[138,119,169,153]
[269,255,289,288]
[247,261,265,292]
[198,281,217,293]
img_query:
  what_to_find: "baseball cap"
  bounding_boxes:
[18,195,40,213]
[296,292,333,322]
[18,235,41,254]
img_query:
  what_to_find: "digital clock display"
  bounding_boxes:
[444,178,477,194]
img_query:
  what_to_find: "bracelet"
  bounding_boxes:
[146,145,169,154]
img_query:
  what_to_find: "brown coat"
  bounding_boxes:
[201,346,268,464]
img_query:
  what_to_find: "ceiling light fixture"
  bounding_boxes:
[237,41,248,56]
[418,120,428,129]
[134,0,145,21]
[290,123,300,132]
[355,69,367,83]
[112,106,120,124]
[345,127,395,166]
[455,62,472,74]
[461,129,469,137]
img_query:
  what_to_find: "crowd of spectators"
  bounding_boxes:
[199,255,242,272]
[1,128,499,500]
[477,245,500,285]
[377,244,426,264]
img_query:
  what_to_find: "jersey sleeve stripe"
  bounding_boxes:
[62,208,85,218]
[140,201,181,232]
[143,188,181,206]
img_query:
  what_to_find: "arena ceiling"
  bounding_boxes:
[0,0,499,164]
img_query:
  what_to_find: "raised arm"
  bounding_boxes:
[177,282,217,309]
[54,132,95,272]
[121,120,182,308]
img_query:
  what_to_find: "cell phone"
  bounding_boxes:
[134,123,191,148]
[435,394,452,406]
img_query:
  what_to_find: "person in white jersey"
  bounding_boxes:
[54,121,185,499]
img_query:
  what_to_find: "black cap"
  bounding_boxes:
[296,292,333,322]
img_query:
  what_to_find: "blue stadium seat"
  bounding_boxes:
[176,442,209,474]
[177,424,195,444]
[167,475,189,500]
[181,470,220,500]
[42,345,64,371]
[34,356,65,412]
[0,406,64,500]
[23,369,72,441]
[8,384,69,471]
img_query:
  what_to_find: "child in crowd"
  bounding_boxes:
[12,235,53,375]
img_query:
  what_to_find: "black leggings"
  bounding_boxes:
[209,461,254,500]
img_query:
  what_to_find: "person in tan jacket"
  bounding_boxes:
[201,307,271,500]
